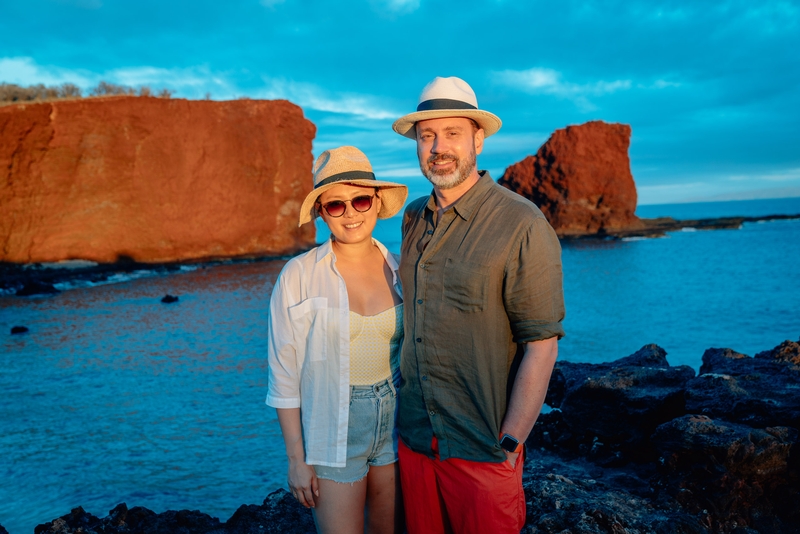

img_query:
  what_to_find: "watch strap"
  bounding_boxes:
[500,433,522,453]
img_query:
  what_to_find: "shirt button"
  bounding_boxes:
[416,338,422,343]
[422,375,428,381]
[417,299,423,304]
[429,410,436,416]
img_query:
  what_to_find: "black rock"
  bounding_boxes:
[686,344,800,428]
[11,325,29,334]
[542,344,695,463]
[16,281,60,296]
[35,506,103,533]
[652,415,800,533]
[161,294,179,303]
[225,489,315,533]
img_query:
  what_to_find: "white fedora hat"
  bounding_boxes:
[298,146,408,227]
[392,76,502,139]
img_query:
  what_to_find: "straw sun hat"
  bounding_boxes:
[298,146,408,227]
[392,76,502,140]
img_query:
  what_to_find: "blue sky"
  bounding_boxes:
[2,0,799,204]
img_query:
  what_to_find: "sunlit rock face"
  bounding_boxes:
[0,96,316,264]
[498,120,642,237]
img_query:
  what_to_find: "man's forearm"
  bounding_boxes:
[500,336,559,443]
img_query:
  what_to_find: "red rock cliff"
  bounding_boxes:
[0,96,316,264]
[498,120,642,237]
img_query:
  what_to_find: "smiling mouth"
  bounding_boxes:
[343,221,363,229]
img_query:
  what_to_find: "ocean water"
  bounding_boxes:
[2,196,800,533]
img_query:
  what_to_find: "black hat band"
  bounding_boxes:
[416,98,478,112]
[315,170,376,189]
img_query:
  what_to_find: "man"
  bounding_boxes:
[392,76,566,533]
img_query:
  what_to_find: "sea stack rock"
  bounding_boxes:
[498,120,642,237]
[0,96,316,264]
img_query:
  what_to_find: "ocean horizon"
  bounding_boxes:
[1,196,799,533]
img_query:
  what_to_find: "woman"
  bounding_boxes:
[266,146,408,534]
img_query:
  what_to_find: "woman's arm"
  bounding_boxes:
[276,407,319,508]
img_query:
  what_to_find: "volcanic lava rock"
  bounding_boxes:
[498,120,642,237]
[685,343,800,429]
[16,281,60,296]
[652,415,799,533]
[1,96,316,264]
[755,338,800,365]
[225,489,316,533]
[33,491,315,534]
[542,344,695,463]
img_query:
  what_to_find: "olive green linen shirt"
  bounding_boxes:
[398,172,565,463]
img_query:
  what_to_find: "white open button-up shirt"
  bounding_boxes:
[266,238,402,467]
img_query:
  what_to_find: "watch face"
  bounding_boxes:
[500,435,519,452]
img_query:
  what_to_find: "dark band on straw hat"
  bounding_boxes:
[315,170,376,189]
[417,99,477,112]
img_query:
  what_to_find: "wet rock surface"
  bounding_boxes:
[28,338,800,533]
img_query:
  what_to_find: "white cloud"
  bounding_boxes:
[373,166,422,178]
[727,168,800,183]
[372,0,420,15]
[259,77,398,120]
[494,67,631,110]
[0,57,94,87]
[652,80,681,89]
[701,186,800,202]
[0,56,244,99]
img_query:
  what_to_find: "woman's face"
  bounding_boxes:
[318,184,382,246]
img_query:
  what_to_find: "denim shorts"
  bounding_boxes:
[314,378,398,484]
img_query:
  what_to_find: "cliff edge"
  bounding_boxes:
[0,96,316,264]
[498,120,643,237]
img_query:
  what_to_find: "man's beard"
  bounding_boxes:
[420,147,477,190]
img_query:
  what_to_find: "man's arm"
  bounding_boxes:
[499,336,558,466]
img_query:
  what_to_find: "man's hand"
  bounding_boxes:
[504,450,521,468]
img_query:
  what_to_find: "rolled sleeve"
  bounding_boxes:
[504,217,566,343]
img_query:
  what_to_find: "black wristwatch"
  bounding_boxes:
[500,433,521,453]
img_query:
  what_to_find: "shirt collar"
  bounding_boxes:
[314,236,399,273]
[424,171,494,221]
[315,237,335,263]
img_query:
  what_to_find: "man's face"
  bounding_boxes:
[415,117,484,190]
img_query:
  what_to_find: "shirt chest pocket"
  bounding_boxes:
[442,259,489,313]
[288,297,329,362]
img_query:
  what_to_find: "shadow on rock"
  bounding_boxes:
[530,339,800,533]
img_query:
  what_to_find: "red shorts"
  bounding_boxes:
[398,437,525,534]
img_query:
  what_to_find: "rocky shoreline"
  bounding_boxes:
[4,211,799,298]
[7,339,797,534]
[0,253,306,298]
[589,213,800,239]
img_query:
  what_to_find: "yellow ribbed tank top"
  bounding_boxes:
[349,303,403,386]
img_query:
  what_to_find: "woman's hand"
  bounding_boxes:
[288,458,320,508]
